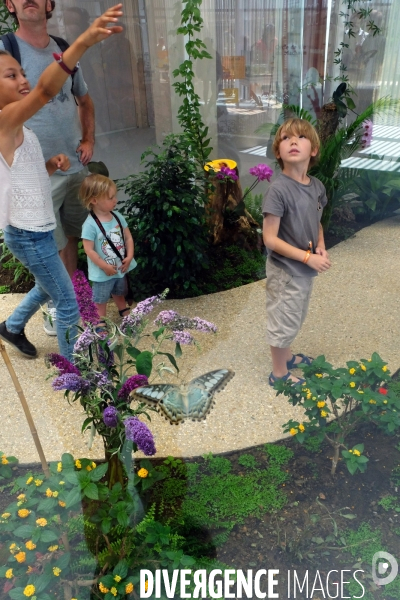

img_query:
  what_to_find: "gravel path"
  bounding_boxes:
[1,217,399,463]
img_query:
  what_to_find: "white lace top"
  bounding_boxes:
[0,126,55,232]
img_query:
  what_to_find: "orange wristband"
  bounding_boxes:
[303,251,311,264]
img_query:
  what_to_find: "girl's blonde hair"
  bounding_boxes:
[272,118,320,170]
[79,174,116,209]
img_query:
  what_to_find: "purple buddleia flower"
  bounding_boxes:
[154,310,179,326]
[361,119,373,149]
[124,417,156,455]
[248,163,273,182]
[172,330,194,345]
[216,166,238,182]
[74,328,97,353]
[46,353,81,376]
[52,373,90,394]
[191,317,217,334]
[120,292,166,334]
[103,406,119,428]
[72,270,100,326]
[90,370,113,390]
[118,375,149,400]
[98,344,114,367]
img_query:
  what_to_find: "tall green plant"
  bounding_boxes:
[118,134,209,297]
[172,0,213,168]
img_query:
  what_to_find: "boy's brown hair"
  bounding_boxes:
[79,174,116,209]
[272,118,320,170]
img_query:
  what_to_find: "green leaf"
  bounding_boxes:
[89,463,108,482]
[84,483,99,500]
[114,559,129,579]
[37,498,57,512]
[101,518,112,534]
[341,513,357,519]
[117,511,129,528]
[55,551,71,570]
[8,589,25,600]
[157,352,179,373]
[35,571,53,593]
[65,486,81,509]
[61,453,75,469]
[175,343,182,358]
[126,346,141,359]
[136,351,153,377]
[13,524,34,538]
[40,529,59,543]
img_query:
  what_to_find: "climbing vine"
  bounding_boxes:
[172,0,213,168]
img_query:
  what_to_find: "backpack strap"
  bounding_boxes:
[1,33,22,65]
[49,35,69,53]
[90,211,126,262]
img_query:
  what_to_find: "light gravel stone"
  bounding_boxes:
[1,217,399,463]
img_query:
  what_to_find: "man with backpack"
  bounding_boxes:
[0,0,95,335]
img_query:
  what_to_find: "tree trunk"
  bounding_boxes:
[317,102,340,147]
[206,169,260,249]
[105,450,126,489]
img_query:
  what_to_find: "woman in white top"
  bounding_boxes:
[0,4,123,361]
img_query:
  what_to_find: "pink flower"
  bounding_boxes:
[248,163,274,182]
[361,119,373,149]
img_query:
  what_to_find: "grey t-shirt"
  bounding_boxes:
[262,173,327,277]
[0,36,88,174]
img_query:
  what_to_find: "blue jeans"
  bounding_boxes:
[4,226,79,361]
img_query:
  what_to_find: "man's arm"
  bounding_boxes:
[76,93,95,166]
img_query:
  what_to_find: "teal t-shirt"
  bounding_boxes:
[81,211,137,282]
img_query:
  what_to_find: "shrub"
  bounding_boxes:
[118,134,209,298]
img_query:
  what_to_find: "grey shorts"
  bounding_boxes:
[266,259,314,348]
[51,167,89,251]
[92,277,127,304]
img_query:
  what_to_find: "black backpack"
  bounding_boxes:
[1,32,76,93]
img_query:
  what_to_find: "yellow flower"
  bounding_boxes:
[369,399,376,404]
[86,465,92,471]
[75,459,82,469]
[9,543,17,552]
[2,513,11,519]
[2,456,9,465]
[36,518,47,527]
[23,585,35,597]
[99,582,109,593]
[26,566,33,574]
[15,551,26,563]
[110,588,118,597]
[317,401,326,408]
[360,364,366,371]
[91,462,97,469]
[5,568,13,579]
[315,373,323,378]
[289,428,298,436]
[26,476,33,485]
[383,400,388,404]
[138,468,149,478]
[312,396,317,400]
[52,491,59,498]
[48,545,59,552]
[53,567,61,576]
[57,462,62,472]
[59,481,65,485]
[320,410,328,417]
[114,575,122,582]
[349,382,356,388]
[353,449,361,456]
[126,583,134,593]
[306,393,312,399]
[58,501,66,508]
[349,368,356,375]
[17,494,26,502]
[45,488,53,498]
[25,540,36,550]
[358,390,364,394]
[382,366,388,372]
[349,449,353,453]
[298,424,305,432]
[18,509,30,518]
[34,479,43,487]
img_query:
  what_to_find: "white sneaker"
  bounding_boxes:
[43,301,57,336]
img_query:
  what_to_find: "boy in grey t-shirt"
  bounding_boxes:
[262,118,331,386]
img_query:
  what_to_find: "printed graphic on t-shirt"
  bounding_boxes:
[99,226,125,266]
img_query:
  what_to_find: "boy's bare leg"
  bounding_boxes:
[60,236,79,278]
[112,295,128,314]
[95,302,108,318]
[270,346,303,382]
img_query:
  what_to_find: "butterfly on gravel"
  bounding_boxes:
[132,369,235,424]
